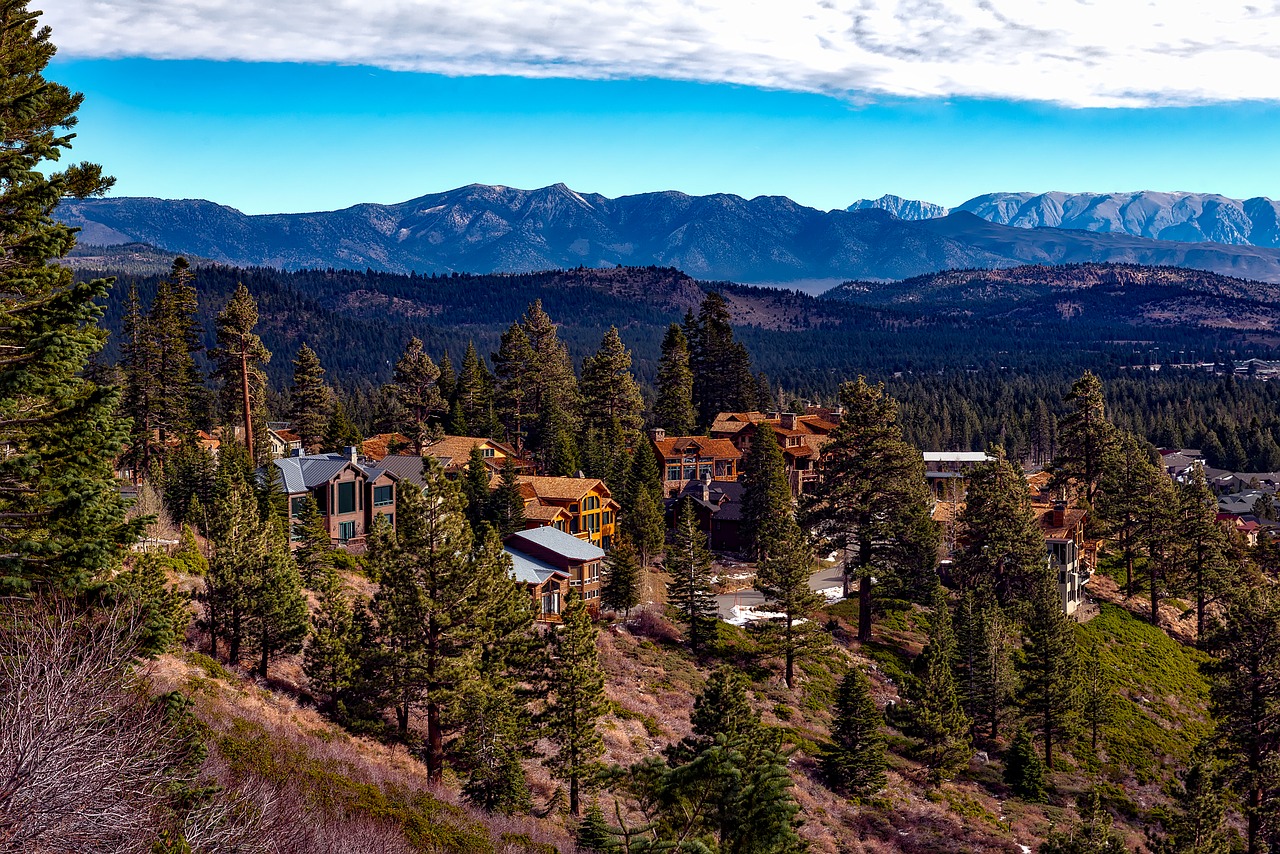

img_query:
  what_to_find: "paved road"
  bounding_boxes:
[715,561,846,619]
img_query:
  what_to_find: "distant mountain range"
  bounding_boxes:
[57,184,1280,284]
[845,191,1280,249]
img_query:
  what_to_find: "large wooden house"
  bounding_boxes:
[709,411,837,496]
[514,475,618,549]
[504,526,606,621]
[650,428,742,497]
[1032,500,1092,616]
[266,447,399,550]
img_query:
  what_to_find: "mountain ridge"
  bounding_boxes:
[57,183,1280,284]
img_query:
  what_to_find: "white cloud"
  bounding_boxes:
[45,0,1280,107]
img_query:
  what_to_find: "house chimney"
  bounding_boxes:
[1052,501,1066,528]
[650,427,666,442]
[292,447,306,458]
[780,412,797,430]
[345,445,358,464]
[701,470,712,501]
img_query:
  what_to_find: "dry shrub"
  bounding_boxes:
[627,606,682,645]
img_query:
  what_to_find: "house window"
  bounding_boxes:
[373,485,394,507]
[587,514,600,533]
[603,510,613,526]
[338,521,356,542]
[666,465,681,481]
[570,517,579,534]
[570,503,579,514]
[588,561,600,582]
[337,481,356,514]
[482,447,496,458]
[555,520,567,532]
[290,497,307,518]
[541,583,561,615]
[585,496,599,511]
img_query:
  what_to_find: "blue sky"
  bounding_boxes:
[48,1,1280,215]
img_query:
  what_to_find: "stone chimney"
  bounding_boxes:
[650,427,666,443]
[701,469,712,502]
[1052,501,1067,528]
[780,412,798,430]
[345,445,358,465]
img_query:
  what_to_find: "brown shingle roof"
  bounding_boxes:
[523,500,571,522]
[653,436,742,460]
[517,475,613,502]
[1031,502,1087,539]
[362,432,412,461]
[422,435,518,472]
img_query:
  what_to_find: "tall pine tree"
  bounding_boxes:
[900,587,972,781]
[1017,568,1079,771]
[289,343,332,453]
[211,284,271,465]
[823,666,886,800]
[740,421,794,561]
[653,323,696,436]
[580,326,644,435]
[389,337,444,454]
[546,592,608,816]
[1051,371,1118,510]
[663,497,718,652]
[954,453,1047,606]
[753,521,824,688]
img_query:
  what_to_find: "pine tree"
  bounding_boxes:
[304,567,359,708]
[1174,464,1235,640]
[520,300,580,424]
[653,323,696,436]
[601,533,642,618]
[1040,788,1128,854]
[534,395,580,476]
[954,453,1047,605]
[292,494,333,587]
[150,256,206,447]
[203,446,269,663]
[546,593,608,816]
[289,344,332,453]
[1142,473,1180,628]
[367,458,482,780]
[461,444,492,531]
[120,282,161,483]
[456,341,496,438]
[663,497,718,652]
[1079,655,1114,756]
[1051,371,1118,509]
[457,687,534,815]
[1017,569,1079,770]
[389,337,445,454]
[575,804,618,854]
[324,397,362,450]
[488,456,527,539]
[0,7,140,593]
[823,667,886,800]
[493,324,536,452]
[668,665,762,763]
[1148,753,1234,854]
[955,590,1016,741]
[161,440,217,526]
[115,552,190,658]
[900,587,972,781]
[1095,430,1165,598]
[437,350,456,407]
[1203,586,1280,854]
[621,439,665,569]
[687,292,758,428]
[211,284,271,465]
[740,421,794,561]
[753,521,825,688]
[249,526,309,678]
[581,327,644,435]
[801,377,940,642]
[1003,728,1047,801]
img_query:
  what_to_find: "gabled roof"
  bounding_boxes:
[362,432,412,461]
[269,452,398,494]
[517,475,613,503]
[507,526,606,562]
[523,500,572,523]
[653,435,742,460]
[423,435,520,473]
[378,454,426,488]
[504,547,567,585]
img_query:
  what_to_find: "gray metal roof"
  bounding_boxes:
[504,547,566,585]
[378,455,426,488]
[507,525,605,561]
[268,453,399,494]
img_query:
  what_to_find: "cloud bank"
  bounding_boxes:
[46,0,1280,108]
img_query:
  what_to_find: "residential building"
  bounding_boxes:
[267,428,303,459]
[514,475,619,548]
[667,474,744,552]
[505,526,606,620]
[423,435,526,477]
[1032,500,1092,616]
[650,428,742,497]
[922,451,994,502]
[266,447,399,550]
[709,410,838,496]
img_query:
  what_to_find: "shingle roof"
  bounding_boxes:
[503,548,567,585]
[523,501,571,522]
[423,435,518,473]
[517,475,611,502]
[508,526,606,561]
[362,432,412,461]
[653,436,742,460]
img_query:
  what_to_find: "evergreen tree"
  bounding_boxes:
[149,256,206,446]
[456,341,496,438]
[954,452,1047,606]
[1039,788,1128,854]
[740,421,794,561]
[115,551,190,658]
[581,326,644,435]
[437,350,456,406]
[900,587,972,781]
[161,440,217,526]
[249,526,309,678]
[304,567,359,709]
[1203,585,1280,854]
[120,282,161,482]
[1142,473,1180,627]
[289,343,332,452]
[389,337,445,454]
[292,494,333,587]
[457,688,534,815]
[753,521,825,688]
[203,446,269,663]
[822,667,886,800]
[1095,430,1165,598]
[687,292,758,427]
[621,439,665,569]
[211,283,271,465]
[324,397,362,450]
[1003,728,1047,801]
[601,533,642,618]
[1051,371,1118,509]
[488,456,527,539]
[0,7,139,593]
[653,323,696,436]
[520,299,581,423]
[366,458,482,780]
[461,444,492,531]
[493,323,536,451]
[546,593,608,816]
[955,591,1016,741]
[534,394,581,476]
[1148,753,1235,854]
[663,497,718,652]
[575,804,618,854]
[1174,464,1234,640]
[677,666,763,758]
[801,377,940,642]
[1018,569,1079,770]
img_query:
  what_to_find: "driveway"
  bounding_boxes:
[715,561,845,619]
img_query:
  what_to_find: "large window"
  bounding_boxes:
[338,521,356,542]
[337,481,356,514]
[373,485,393,507]
[666,465,681,481]
[290,496,308,518]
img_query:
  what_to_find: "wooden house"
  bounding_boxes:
[515,475,618,549]
[709,411,837,496]
[266,447,399,550]
[1032,500,1092,615]
[504,526,606,620]
[651,428,742,497]
[667,475,745,552]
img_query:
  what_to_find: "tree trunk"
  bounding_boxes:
[427,699,443,783]
[858,575,872,643]
[1125,550,1134,598]
[396,701,409,734]
[785,617,795,688]
[259,628,269,678]
[570,775,580,817]
[1044,708,1053,770]
[1150,569,1159,627]
[1196,572,1207,641]
[240,348,254,463]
